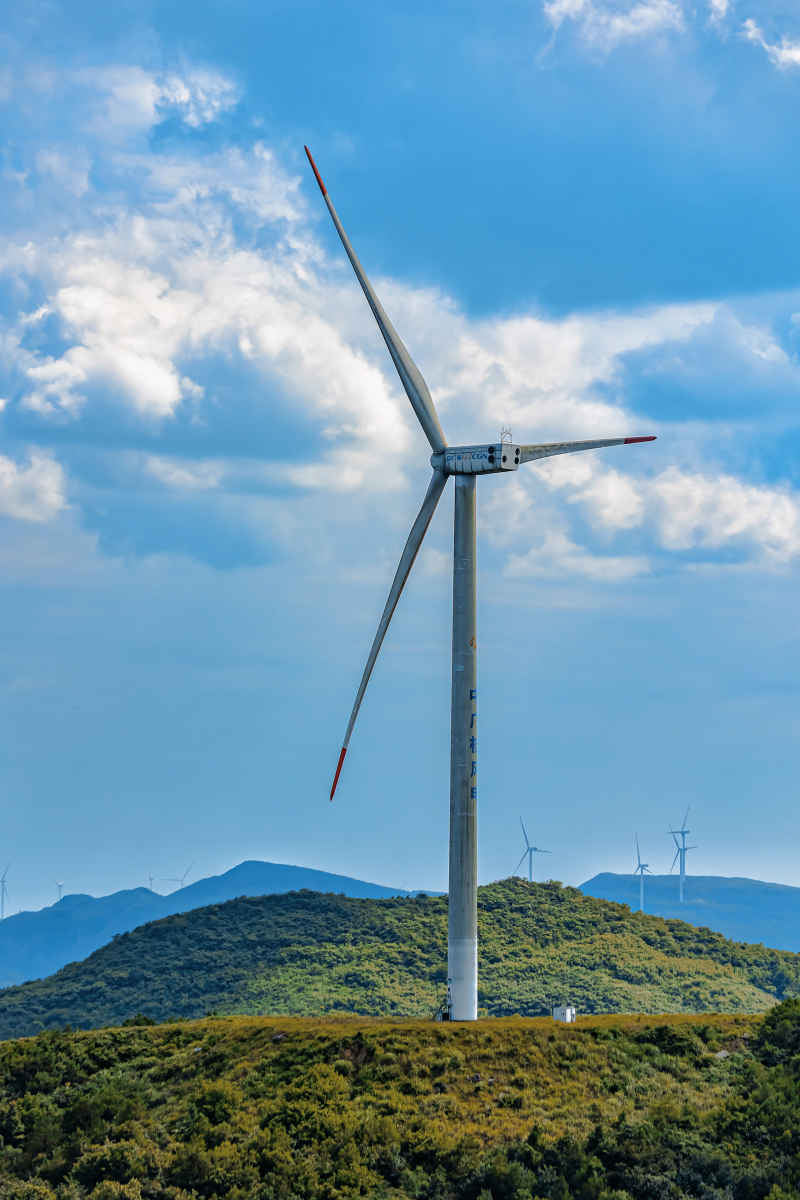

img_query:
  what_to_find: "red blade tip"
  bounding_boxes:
[304,145,327,197]
[624,436,657,444]
[330,746,347,801]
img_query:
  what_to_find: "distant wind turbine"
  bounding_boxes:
[162,863,193,893]
[515,818,551,883]
[669,807,697,903]
[305,145,656,1021]
[0,864,9,920]
[633,835,651,912]
[55,881,64,902]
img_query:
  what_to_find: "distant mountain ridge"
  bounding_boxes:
[580,873,800,952]
[0,878,798,1040]
[0,861,419,988]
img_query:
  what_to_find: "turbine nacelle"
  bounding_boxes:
[433,436,656,476]
[432,444,521,475]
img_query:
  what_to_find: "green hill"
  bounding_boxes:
[0,878,798,1040]
[1,1002,799,1199]
[0,859,421,989]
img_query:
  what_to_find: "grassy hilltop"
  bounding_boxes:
[1,878,798,1039]
[1,1003,800,1198]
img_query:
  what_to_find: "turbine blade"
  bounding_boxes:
[330,469,449,799]
[305,147,447,455]
[635,834,641,868]
[682,805,691,829]
[514,852,528,875]
[670,849,680,872]
[520,817,530,848]
[518,437,655,465]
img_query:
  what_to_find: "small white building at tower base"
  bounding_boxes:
[552,1004,577,1023]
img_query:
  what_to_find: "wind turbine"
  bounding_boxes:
[306,146,656,1021]
[515,818,551,883]
[0,864,9,920]
[55,881,64,902]
[163,863,193,893]
[669,807,697,903]
[633,835,651,912]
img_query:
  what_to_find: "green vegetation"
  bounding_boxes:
[1,1003,799,1198]
[1,879,799,1040]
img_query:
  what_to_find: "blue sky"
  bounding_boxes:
[2,0,800,914]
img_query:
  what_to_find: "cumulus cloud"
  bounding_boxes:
[156,69,240,128]
[507,529,650,580]
[0,453,66,522]
[543,0,685,50]
[532,453,800,565]
[649,467,800,560]
[708,0,728,23]
[1,138,408,486]
[84,65,240,135]
[3,59,800,572]
[20,258,193,418]
[743,19,800,69]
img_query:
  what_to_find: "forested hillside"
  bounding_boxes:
[1,1002,799,1198]
[0,878,798,1040]
[0,860,416,988]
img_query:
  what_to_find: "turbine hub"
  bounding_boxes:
[431,443,520,475]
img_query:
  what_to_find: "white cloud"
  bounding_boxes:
[531,452,800,565]
[507,529,650,579]
[570,467,645,529]
[138,143,303,224]
[145,455,224,490]
[708,0,728,23]
[4,69,800,572]
[3,142,408,482]
[76,65,240,137]
[743,19,800,69]
[157,69,240,128]
[649,467,800,560]
[85,66,161,135]
[35,149,90,197]
[21,257,193,418]
[543,0,685,50]
[0,453,66,522]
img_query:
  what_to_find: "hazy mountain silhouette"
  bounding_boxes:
[580,874,800,952]
[0,861,419,987]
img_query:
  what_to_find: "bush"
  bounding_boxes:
[755,997,800,1066]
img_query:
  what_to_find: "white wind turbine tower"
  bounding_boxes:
[306,147,656,1021]
[0,864,9,920]
[56,881,64,902]
[633,835,651,912]
[515,818,551,883]
[669,807,697,903]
